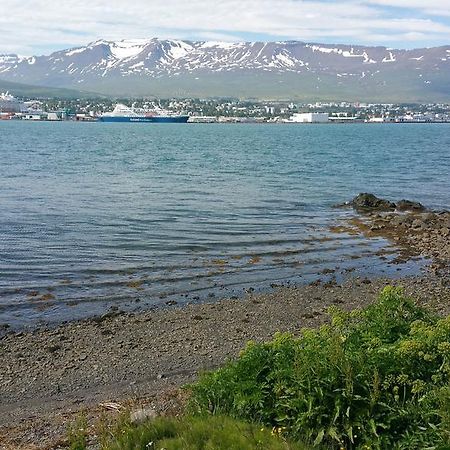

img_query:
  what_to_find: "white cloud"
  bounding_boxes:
[367,0,450,17]
[0,0,449,54]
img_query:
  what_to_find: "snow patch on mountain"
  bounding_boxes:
[66,47,88,57]
[167,40,194,60]
[1,39,449,101]
[108,39,149,60]
[200,41,240,49]
[308,44,337,54]
[0,55,18,66]
[275,52,295,67]
[382,52,396,62]
[305,44,378,63]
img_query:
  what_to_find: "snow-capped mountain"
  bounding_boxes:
[1,39,449,101]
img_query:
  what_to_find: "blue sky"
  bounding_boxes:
[1,0,450,55]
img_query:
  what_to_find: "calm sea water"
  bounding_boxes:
[0,122,449,329]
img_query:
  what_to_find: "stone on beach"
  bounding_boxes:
[396,199,426,212]
[349,193,426,213]
[350,193,396,211]
[130,407,157,425]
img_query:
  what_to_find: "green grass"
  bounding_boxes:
[89,415,311,449]
[67,415,88,450]
[190,287,450,449]
[0,78,101,99]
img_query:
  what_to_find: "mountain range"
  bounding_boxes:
[1,39,449,101]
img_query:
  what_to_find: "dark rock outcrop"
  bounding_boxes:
[350,193,396,211]
[396,200,426,211]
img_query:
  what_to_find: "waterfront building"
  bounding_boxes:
[189,116,218,123]
[287,112,329,123]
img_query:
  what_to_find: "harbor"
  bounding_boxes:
[2,1,450,447]
[2,92,450,123]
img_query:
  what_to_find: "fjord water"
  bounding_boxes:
[1,122,449,329]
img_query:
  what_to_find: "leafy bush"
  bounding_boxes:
[97,415,310,449]
[190,287,450,449]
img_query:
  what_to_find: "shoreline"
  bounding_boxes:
[0,208,441,336]
[1,202,449,448]
[1,275,449,449]
[4,118,450,124]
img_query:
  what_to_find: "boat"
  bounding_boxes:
[0,92,23,113]
[99,104,189,123]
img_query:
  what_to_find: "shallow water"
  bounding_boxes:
[0,122,449,329]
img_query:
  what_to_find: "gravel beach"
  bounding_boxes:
[1,203,449,449]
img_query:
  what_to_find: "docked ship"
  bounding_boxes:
[99,104,189,123]
[0,92,23,113]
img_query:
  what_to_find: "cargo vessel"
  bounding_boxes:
[99,104,189,123]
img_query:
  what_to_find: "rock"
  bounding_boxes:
[350,193,396,211]
[130,407,157,425]
[165,300,178,306]
[390,215,408,227]
[396,199,426,212]
[402,215,414,226]
[46,345,61,353]
[91,311,121,325]
[332,201,350,208]
[390,214,414,227]
[412,219,425,229]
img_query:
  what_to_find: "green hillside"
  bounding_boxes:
[78,71,450,102]
[0,78,102,99]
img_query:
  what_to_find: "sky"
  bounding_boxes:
[1,0,450,55]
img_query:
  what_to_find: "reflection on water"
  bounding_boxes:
[0,122,448,328]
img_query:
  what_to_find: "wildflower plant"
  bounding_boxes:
[190,287,450,449]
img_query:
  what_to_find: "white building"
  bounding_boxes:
[47,111,68,121]
[288,112,329,123]
[189,116,217,123]
[22,113,45,121]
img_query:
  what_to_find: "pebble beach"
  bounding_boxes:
[1,200,449,449]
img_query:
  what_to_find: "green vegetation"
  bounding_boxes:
[190,287,450,449]
[0,79,100,99]
[69,287,450,449]
[43,70,450,102]
[68,415,88,450]
[78,415,309,449]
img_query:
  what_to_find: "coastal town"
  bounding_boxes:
[3,0,450,447]
[1,91,450,123]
